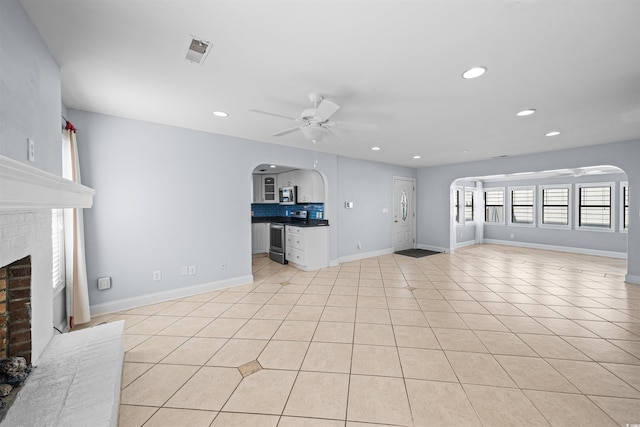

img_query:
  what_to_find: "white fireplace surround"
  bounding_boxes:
[1,156,120,427]
[0,154,95,211]
[0,154,95,362]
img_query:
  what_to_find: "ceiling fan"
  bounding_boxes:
[249,92,376,142]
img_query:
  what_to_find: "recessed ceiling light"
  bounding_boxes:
[516,109,536,117]
[462,66,487,79]
[269,164,277,168]
[371,146,381,151]
[413,155,421,159]
[546,131,561,137]
[463,150,469,154]
[212,111,228,117]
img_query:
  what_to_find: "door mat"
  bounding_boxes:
[395,249,441,258]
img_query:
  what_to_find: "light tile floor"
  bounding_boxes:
[86,244,640,426]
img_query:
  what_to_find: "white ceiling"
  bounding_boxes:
[21,0,640,168]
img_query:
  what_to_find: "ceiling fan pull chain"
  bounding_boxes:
[313,140,318,168]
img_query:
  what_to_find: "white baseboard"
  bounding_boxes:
[339,248,394,264]
[329,258,340,267]
[625,274,640,285]
[90,275,254,316]
[483,239,626,259]
[417,244,449,253]
[456,240,477,249]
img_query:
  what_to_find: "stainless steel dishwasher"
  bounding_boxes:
[269,222,287,264]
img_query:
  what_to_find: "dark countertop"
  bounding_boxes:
[251,216,329,227]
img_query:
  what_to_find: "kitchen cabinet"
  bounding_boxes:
[285,225,328,270]
[252,174,277,203]
[277,169,325,203]
[252,223,270,254]
[297,170,324,203]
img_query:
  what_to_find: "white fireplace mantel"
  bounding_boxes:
[0,155,95,210]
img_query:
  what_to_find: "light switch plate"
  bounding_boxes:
[27,138,35,162]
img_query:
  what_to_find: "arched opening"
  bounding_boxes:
[448,165,629,262]
[250,164,330,271]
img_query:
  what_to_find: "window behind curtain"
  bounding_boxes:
[579,186,611,228]
[52,209,65,289]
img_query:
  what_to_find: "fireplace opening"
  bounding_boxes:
[0,256,33,418]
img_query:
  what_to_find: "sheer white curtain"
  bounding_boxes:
[63,122,91,327]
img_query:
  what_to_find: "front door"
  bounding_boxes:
[393,177,415,251]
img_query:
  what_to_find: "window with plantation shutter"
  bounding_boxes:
[541,187,570,226]
[484,189,504,223]
[52,208,65,290]
[464,190,474,222]
[623,183,629,230]
[578,185,612,228]
[510,187,534,225]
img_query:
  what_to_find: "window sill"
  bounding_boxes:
[576,226,615,233]
[53,283,66,298]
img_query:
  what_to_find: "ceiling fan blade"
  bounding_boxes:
[272,126,303,137]
[328,121,379,131]
[249,109,299,121]
[314,99,340,121]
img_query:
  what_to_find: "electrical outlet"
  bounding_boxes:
[188,265,197,275]
[97,277,111,290]
[153,270,162,281]
[220,261,226,270]
[510,233,515,239]
[180,266,188,276]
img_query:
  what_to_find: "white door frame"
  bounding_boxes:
[392,176,417,251]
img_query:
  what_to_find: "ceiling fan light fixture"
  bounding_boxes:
[546,131,561,137]
[517,109,536,117]
[462,66,487,79]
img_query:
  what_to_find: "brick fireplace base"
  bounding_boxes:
[0,256,32,363]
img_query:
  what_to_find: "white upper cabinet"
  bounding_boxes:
[253,174,277,203]
[297,170,324,203]
[256,169,324,204]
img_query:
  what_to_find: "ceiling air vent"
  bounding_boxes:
[184,35,211,65]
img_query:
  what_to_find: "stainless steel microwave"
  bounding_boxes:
[279,186,297,205]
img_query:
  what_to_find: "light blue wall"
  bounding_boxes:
[0,0,64,355]
[417,141,640,283]
[337,156,417,258]
[70,110,418,307]
[481,173,627,254]
[0,0,61,175]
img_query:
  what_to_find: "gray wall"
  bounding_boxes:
[482,173,627,254]
[337,157,416,258]
[0,0,61,174]
[417,140,640,282]
[0,0,64,356]
[70,110,412,307]
[453,180,478,246]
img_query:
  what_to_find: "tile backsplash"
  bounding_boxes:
[251,203,324,219]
